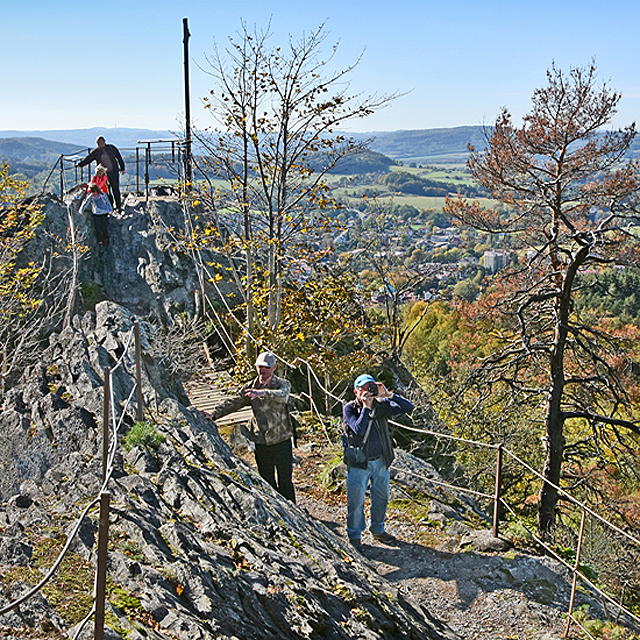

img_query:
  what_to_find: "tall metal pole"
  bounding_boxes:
[183,17,193,190]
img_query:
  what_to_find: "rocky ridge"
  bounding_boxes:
[0,297,458,639]
[0,193,604,639]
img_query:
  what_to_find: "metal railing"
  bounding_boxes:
[41,138,189,200]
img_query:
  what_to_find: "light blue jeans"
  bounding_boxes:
[346,457,390,540]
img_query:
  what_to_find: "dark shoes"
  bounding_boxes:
[348,538,362,550]
[371,531,397,545]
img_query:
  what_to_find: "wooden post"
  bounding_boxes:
[102,368,110,482]
[492,444,503,538]
[563,508,587,638]
[94,491,110,640]
[307,363,313,415]
[134,322,144,422]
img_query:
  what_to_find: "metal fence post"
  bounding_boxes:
[94,491,110,640]
[492,444,503,538]
[136,147,140,193]
[145,143,151,200]
[102,367,110,482]
[563,507,587,638]
[59,155,64,197]
[134,322,144,422]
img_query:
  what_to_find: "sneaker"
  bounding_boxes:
[371,531,397,544]
[348,538,362,550]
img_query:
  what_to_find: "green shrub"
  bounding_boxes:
[122,421,164,453]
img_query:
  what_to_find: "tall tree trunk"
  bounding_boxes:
[538,376,564,537]
[245,247,256,361]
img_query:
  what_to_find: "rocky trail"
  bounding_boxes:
[299,450,569,640]
[186,372,575,640]
[211,425,572,640]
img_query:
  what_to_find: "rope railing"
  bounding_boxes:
[0,321,145,640]
[189,246,640,636]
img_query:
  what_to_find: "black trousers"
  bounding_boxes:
[254,438,295,502]
[107,170,122,210]
[92,214,109,244]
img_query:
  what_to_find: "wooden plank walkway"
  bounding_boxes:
[186,371,253,427]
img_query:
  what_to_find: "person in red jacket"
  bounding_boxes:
[88,165,109,196]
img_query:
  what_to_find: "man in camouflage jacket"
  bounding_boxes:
[206,351,295,502]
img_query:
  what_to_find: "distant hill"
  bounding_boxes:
[0,137,86,163]
[0,127,178,151]
[354,124,640,164]
[353,126,488,164]
[0,126,482,172]
[3,125,640,178]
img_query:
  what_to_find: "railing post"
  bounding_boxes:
[59,155,64,197]
[145,142,151,200]
[134,322,144,422]
[136,147,140,193]
[102,367,110,482]
[492,444,503,538]
[563,507,587,638]
[307,363,313,415]
[94,491,110,640]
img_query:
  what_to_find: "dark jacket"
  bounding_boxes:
[343,393,414,468]
[78,144,125,173]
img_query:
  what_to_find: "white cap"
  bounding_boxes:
[255,351,276,367]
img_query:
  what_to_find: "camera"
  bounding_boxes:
[366,381,378,396]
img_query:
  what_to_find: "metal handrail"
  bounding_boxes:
[41,139,187,199]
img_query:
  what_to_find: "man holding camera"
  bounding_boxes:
[343,373,414,549]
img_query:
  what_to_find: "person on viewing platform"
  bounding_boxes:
[343,373,414,549]
[79,183,112,246]
[204,351,296,502]
[78,136,125,211]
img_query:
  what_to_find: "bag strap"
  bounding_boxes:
[343,410,373,445]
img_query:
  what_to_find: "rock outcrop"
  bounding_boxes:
[0,299,458,639]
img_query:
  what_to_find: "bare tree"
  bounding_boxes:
[0,166,73,394]
[192,21,397,359]
[446,62,640,537]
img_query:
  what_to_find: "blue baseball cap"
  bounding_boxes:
[354,373,375,389]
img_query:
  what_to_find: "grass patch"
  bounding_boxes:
[122,421,165,453]
[2,530,94,627]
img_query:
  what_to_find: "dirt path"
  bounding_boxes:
[188,383,568,639]
[294,449,567,640]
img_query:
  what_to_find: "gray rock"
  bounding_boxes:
[459,529,513,553]
[0,196,459,639]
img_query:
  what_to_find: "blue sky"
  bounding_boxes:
[2,0,640,134]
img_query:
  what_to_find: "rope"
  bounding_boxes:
[0,324,139,626]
